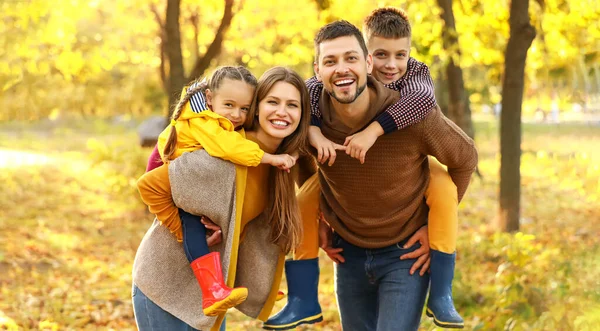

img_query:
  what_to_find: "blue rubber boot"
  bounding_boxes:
[263,258,323,330]
[426,250,464,328]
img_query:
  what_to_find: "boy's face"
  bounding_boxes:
[314,35,373,104]
[368,36,411,85]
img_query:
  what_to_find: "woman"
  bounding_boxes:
[132,67,311,331]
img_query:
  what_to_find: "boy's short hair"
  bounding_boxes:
[314,20,369,61]
[363,7,411,42]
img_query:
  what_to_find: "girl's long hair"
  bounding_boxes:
[162,66,258,162]
[244,67,311,253]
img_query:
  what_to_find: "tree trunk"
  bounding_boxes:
[434,63,449,116]
[437,0,475,140]
[187,0,235,81]
[499,0,536,232]
[165,0,185,118]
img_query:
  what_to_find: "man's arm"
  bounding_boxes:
[421,107,478,202]
[296,153,318,188]
[377,58,437,134]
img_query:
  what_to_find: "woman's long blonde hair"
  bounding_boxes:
[244,67,311,253]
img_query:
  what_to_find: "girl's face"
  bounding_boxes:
[206,78,255,129]
[256,81,302,143]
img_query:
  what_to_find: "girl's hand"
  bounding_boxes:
[201,216,222,246]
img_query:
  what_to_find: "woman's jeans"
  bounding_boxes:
[333,232,429,331]
[132,284,226,331]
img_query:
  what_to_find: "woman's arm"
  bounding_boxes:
[137,165,183,241]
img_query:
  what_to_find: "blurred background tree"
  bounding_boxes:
[1,1,600,330]
[2,0,597,121]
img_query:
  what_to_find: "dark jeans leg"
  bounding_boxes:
[132,284,226,331]
[333,233,429,331]
[180,208,209,262]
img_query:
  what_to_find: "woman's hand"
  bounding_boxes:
[201,216,223,246]
[399,225,431,276]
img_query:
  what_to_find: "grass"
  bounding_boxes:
[0,118,599,330]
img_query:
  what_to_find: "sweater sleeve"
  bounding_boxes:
[188,117,265,167]
[421,108,478,202]
[376,58,437,134]
[305,76,324,127]
[137,165,183,241]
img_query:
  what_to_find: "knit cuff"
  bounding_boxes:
[311,114,322,127]
[375,112,397,134]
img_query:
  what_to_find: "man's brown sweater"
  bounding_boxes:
[300,76,478,249]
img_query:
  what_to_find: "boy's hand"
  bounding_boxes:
[309,126,346,166]
[344,122,384,164]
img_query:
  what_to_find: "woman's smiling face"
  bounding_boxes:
[256,81,302,142]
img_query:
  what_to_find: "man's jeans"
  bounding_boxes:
[132,284,226,331]
[333,232,429,331]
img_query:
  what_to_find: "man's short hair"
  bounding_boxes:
[314,20,369,62]
[363,7,411,42]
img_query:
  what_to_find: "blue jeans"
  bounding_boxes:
[333,232,429,331]
[132,284,225,331]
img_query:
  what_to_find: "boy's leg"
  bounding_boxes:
[424,157,464,328]
[180,209,209,262]
[264,173,322,329]
[294,173,321,260]
[425,157,457,253]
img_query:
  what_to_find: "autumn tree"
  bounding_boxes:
[153,0,235,118]
[499,0,536,232]
[436,0,475,140]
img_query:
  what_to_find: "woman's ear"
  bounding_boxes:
[205,89,213,108]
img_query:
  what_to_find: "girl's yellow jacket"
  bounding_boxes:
[156,87,264,166]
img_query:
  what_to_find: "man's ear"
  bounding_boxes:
[366,53,373,75]
[205,89,213,108]
[313,61,322,82]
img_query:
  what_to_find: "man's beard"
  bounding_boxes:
[326,81,367,104]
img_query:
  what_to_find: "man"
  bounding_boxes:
[300,20,477,330]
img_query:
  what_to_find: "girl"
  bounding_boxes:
[133,67,311,331]
[141,66,298,317]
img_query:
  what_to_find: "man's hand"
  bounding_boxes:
[399,225,431,276]
[318,213,344,263]
[309,126,346,166]
[344,122,384,164]
[201,216,223,246]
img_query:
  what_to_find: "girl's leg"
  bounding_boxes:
[179,208,248,317]
[180,208,209,262]
[424,157,464,328]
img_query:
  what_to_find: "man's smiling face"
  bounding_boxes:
[314,35,373,104]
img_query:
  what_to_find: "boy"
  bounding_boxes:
[307,7,436,166]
